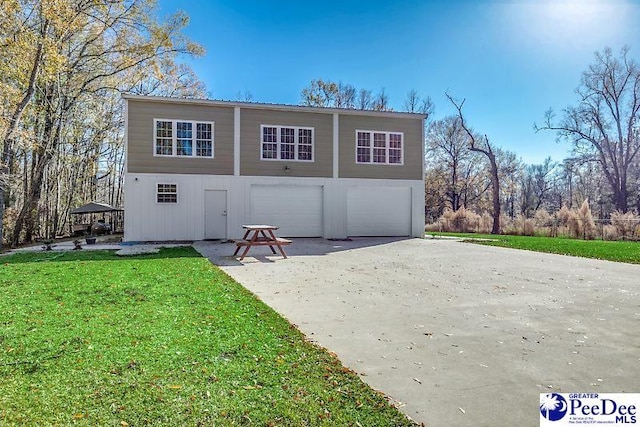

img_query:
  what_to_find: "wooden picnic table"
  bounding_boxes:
[233,225,291,260]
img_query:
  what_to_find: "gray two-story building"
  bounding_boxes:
[123,94,426,241]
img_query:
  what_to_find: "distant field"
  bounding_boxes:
[428,232,640,264]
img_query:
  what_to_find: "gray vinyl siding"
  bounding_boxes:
[240,109,332,177]
[127,100,234,175]
[338,115,423,180]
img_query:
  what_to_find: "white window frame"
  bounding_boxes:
[260,124,315,162]
[153,119,215,158]
[156,182,178,204]
[355,130,404,165]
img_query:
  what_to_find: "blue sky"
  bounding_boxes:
[158,0,640,164]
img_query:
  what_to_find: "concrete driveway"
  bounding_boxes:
[194,237,640,427]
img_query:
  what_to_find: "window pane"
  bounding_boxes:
[157,184,177,203]
[357,132,370,147]
[278,128,294,160]
[193,123,213,157]
[156,121,172,138]
[197,123,211,140]
[262,143,277,159]
[296,128,312,161]
[281,128,295,144]
[263,127,277,143]
[373,148,386,163]
[157,193,177,203]
[196,140,212,157]
[373,133,386,148]
[155,121,173,155]
[298,144,312,161]
[177,139,192,156]
[299,129,312,144]
[156,139,172,155]
[176,122,192,138]
[157,184,176,193]
[281,143,295,159]
[357,147,370,163]
[389,134,402,163]
[389,133,402,148]
[389,149,402,164]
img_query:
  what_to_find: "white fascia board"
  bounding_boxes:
[234,107,240,176]
[333,113,339,179]
[121,93,427,120]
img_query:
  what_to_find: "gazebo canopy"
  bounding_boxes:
[70,202,123,215]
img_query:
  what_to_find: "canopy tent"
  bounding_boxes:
[70,202,123,235]
[70,202,123,214]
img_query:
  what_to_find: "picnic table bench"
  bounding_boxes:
[233,225,291,260]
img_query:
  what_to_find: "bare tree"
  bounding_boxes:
[335,82,356,108]
[357,89,372,110]
[536,46,640,212]
[301,80,410,112]
[404,89,434,117]
[404,89,420,113]
[520,157,556,216]
[447,93,501,234]
[372,88,390,111]
[235,89,254,102]
[426,116,485,211]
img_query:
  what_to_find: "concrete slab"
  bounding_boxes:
[194,238,640,427]
[4,240,188,255]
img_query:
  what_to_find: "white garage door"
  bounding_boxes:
[347,187,411,236]
[250,185,323,237]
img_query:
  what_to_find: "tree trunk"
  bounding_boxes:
[12,88,59,246]
[614,178,629,212]
[0,38,45,248]
[0,183,5,248]
[488,153,501,234]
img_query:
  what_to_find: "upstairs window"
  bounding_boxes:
[260,125,314,162]
[154,119,214,158]
[356,130,404,165]
[157,183,177,203]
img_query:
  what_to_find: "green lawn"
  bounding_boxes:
[0,248,414,426]
[429,232,640,264]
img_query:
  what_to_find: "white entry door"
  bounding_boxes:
[204,190,227,239]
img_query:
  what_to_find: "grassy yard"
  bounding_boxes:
[0,248,414,426]
[429,232,640,264]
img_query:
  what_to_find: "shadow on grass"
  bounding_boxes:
[0,246,201,265]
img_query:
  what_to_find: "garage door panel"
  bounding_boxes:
[347,187,411,236]
[250,185,323,237]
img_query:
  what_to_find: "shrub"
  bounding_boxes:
[424,222,442,232]
[427,207,484,233]
[531,209,554,237]
[500,214,515,235]
[479,212,493,234]
[556,205,572,226]
[448,207,481,232]
[602,225,619,241]
[510,214,535,236]
[534,209,553,228]
[578,199,597,240]
[610,210,640,239]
